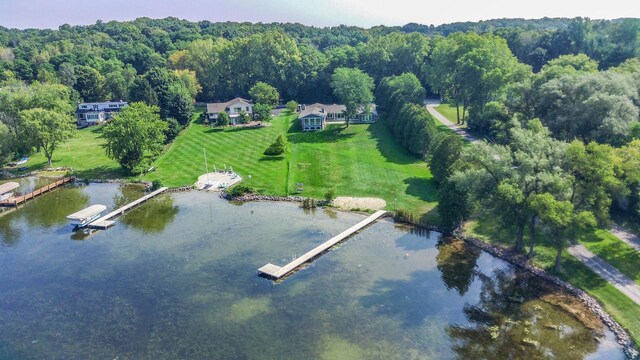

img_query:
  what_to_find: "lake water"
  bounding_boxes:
[0,180,625,359]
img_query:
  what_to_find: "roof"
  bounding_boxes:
[298,103,376,119]
[66,204,107,220]
[0,182,19,195]
[206,97,253,114]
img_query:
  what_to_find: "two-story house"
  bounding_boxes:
[206,98,254,125]
[76,101,128,128]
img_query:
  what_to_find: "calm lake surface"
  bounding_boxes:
[0,180,625,359]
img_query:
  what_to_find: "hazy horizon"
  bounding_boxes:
[0,0,638,30]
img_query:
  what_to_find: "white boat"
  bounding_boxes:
[0,182,19,201]
[66,204,107,228]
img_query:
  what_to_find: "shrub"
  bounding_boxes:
[228,184,254,197]
[286,100,298,113]
[151,179,163,190]
[217,112,230,126]
[324,188,336,204]
[264,134,287,155]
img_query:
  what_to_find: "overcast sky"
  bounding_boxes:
[0,0,638,29]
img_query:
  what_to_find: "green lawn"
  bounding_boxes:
[434,103,467,128]
[20,126,124,179]
[144,114,293,195]
[581,230,640,285]
[467,218,640,345]
[144,113,438,215]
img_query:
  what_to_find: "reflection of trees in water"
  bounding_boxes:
[436,237,481,296]
[446,269,600,360]
[119,193,179,234]
[21,186,89,228]
[0,215,21,246]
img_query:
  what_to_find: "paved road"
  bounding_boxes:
[568,244,640,305]
[609,224,640,252]
[425,100,479,143]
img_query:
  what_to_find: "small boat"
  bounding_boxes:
[0,182,19,201]
[14,157,29,166]
[67,204,107,228]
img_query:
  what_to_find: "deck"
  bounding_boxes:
[88,187,168,229]
[258,210,388,280]
[0,177,75,207]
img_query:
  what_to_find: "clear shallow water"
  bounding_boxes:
[0,181,625,359]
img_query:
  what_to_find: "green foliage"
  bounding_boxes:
[102,102,167,174]
[324,188,336,203]
[0,120,14,164]
[331,67,375,126]
[249,82,280,107]
[163,117,182,143]
[166,85,193,126]
[228,184,255,197]
[151,179,163,190]
[217,112,230,126]
[264,134,287,156]
[253,103,273,122]
[238,110,251,124]
[286,100,298,113]
[19,108,76,165]
[429,133,465,184]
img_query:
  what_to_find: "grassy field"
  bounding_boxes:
[467,218,640,344]
[19,126,124,179]
[434,103,467,128]
[144,112,437,215]
[581,230,640,285]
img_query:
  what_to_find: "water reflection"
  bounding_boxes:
[20,185,89,228]
[121,195,179,234]
[447,269,600,359]
[436,237,481,296]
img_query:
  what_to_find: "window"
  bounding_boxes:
[246,106,250,111]
[234,107,242,113]
[81,105,88,109]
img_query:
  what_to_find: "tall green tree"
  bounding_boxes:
[102,102,167,174]
[331,67,375,127]
[249,82,280,107]
[19,108,75,165]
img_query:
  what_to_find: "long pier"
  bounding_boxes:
[89,187,168,229]
[0,177,75,207]
[258,210,388,280]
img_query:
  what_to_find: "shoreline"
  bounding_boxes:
[2,175,637,358]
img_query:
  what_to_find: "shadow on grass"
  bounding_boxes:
[403,177,438,203]
[259,156,285,162]
[367,119,421,165]
[288,125,354,144]
[204,127,225,133]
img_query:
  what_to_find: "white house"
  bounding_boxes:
[206,97,253,125]
[76,101,128,127]
[298,103,377,131]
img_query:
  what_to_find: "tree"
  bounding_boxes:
[429,133,465,184]
[531,193,596,272]
[264,134,287,156]
[286,100,298,113]
[216,112,230,126]
[253,103,273,123]
[102,102,167,174]
[74,65,105,102]
[166,85,193,126]
[163,117,181,143]
[129,77,159,106]
[20,108,75,165]
[238,110,251,124]
[0,120,13,164]
[249,82,280,107]
[331,67,374,127]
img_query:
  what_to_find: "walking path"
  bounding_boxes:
[609,224,640,252]
[568,244,640,305]
[425,100,479,143]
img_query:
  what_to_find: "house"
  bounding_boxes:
[206,98,253,125]
[298,103,377,131]
[76,101,128,128]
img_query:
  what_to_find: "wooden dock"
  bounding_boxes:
[0,177,75,207]
[88,187,168,229]
[258,210,388,280]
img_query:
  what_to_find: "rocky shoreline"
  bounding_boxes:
[222,192,638,359]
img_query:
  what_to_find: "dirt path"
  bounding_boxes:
[568,244,640,305]
[332,197,386,211]
[609,224,640,252]
[425,100,479,143]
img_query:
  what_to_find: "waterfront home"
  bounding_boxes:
[298,103,377,131]
[206,97,254,125]
[76,101,128,128]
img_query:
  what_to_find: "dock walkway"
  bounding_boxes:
[0,177,75,207]
[258,210,388,280]
[89,187,168,229]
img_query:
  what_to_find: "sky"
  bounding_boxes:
[0,0,638,29]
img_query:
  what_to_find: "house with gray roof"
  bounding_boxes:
[297,103,377,131]
[206,97,253,125]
